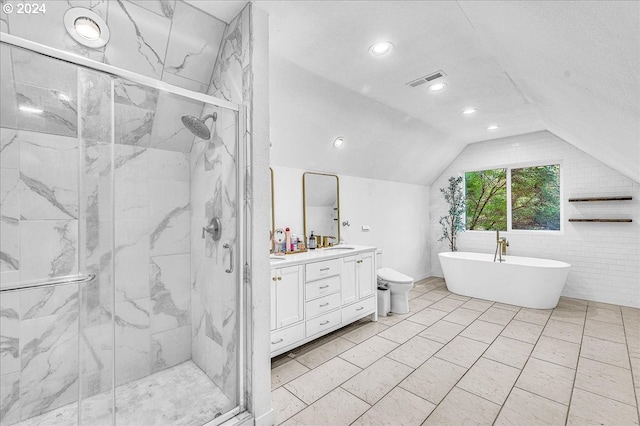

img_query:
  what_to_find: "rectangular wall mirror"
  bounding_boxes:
[303,172,340,245]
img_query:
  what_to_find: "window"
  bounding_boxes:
[465,164,560,231]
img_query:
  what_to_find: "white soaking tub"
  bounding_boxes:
[438,252,571,309]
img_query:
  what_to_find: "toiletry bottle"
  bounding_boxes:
[309,232,316,250]
[291,234,297,252]
[285,228,291,253]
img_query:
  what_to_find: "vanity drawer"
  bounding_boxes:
[270,323,305,353]
[306,309,342,337]
[306,259,341,282]
[305,275,340,301]
[306,292,341,319]
[342,296,376,323]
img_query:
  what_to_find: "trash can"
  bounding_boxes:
[377,286,390,317]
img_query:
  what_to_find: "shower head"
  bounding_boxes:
[181,113,217,140]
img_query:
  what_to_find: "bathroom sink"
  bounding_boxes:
[324,246,356,251]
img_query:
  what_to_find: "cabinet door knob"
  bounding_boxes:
[357,260,363,264]
[277,276,282,281]
[272,277,277,281]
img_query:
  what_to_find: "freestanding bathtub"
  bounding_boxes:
[438,252,571,309]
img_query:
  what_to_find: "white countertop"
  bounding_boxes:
[269,245,377,268]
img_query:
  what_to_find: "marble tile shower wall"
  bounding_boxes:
[190,3,252,403]
[0,0,227,94]
[1,1,252,422]
[0,26,210,426]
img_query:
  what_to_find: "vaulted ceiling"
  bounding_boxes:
[260,1,640,185]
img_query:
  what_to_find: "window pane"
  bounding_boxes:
[465,169,507,231]
[511,164,560,230]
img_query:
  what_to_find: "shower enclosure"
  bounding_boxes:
[0,36,246,425]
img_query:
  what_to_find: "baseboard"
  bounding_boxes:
[254,409,274,426]
[414,271,432,281]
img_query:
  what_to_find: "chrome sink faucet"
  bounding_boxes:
[493,230,509,262]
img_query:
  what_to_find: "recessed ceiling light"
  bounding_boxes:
[462,108,477,115]
[369,41,393,57]
[74,17,101,40]
[64,7,110,49]
[428,82,446,92]
[19,105,43,114]
[487,125,499,130]
[333,137,344,148]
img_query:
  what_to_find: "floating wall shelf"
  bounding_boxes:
[568,196,632,202]
[568,219,632,223]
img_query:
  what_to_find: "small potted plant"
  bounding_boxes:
[439,176,465,251]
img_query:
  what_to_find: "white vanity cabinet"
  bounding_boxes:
[270,265,305,354]
[271,266,304,329]
[270,246,378,357]
[341,252,375,305]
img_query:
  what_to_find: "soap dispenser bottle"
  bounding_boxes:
[309,232,316,250]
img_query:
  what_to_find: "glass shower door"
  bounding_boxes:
[1,40,244,426]
[110,77,242,425]
[0,43,115,426]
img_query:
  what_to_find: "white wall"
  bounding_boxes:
[269,55,456,186]
[430,131,640,308]
[272,166,431,281]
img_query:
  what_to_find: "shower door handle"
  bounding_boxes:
[224,243,233,273]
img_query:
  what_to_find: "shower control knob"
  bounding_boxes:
[201,217,222,240]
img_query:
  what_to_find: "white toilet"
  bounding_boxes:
[376,251,414,314]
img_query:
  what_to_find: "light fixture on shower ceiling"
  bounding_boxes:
[64,7,110,48]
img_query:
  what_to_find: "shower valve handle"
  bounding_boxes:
[202,217,222,240]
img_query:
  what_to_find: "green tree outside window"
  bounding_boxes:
[465,165,560,231]
[465,169,507,231]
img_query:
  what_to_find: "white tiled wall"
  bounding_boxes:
[430,131,640,308]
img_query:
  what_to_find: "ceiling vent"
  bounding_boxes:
[406,71,446,88]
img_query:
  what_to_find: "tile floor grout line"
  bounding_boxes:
[282,361,363,411]
[271,288,640,425]
[491,307,555,425]
[563,301,587,426]
[421,302,529,424]
[572,382,639,408]
[621,311,640,422]
[273,387,309,425]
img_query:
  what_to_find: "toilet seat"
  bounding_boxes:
[377,268,413,284]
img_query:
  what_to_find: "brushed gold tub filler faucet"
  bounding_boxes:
[493,230,509,262]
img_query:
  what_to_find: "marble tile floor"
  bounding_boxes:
[12,361,231,426]
[271,277,640,425]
